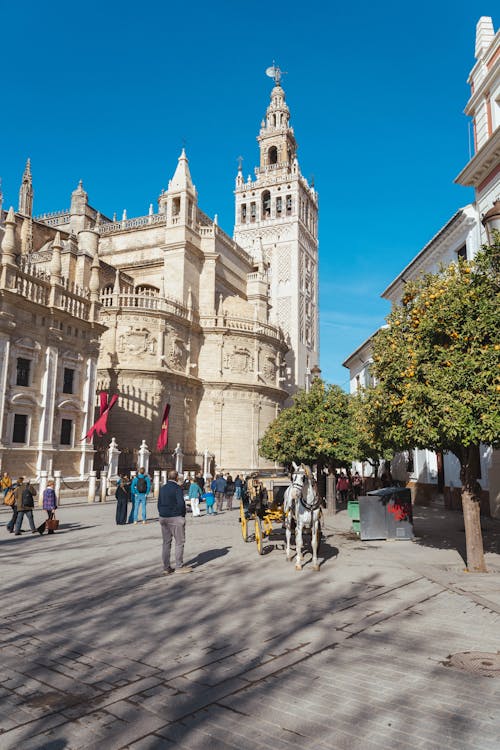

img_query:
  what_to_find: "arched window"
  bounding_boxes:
[262,191,271,218]
[268,146,278,165]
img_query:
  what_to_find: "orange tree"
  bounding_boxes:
[349,391,393,475]
[259,379,355,467]
[367,241,500,571]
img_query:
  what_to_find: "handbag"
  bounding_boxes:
[46,516,59,531]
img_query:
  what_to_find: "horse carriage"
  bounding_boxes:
[240,465,323,570]
[239,472,289,554]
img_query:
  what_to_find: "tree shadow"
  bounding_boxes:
[186,547,231,568]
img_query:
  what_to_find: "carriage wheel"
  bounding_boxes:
[240,501,248,542]
[255,517,264,555]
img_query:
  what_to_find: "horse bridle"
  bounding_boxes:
[292,472,322,513]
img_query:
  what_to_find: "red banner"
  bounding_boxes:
[156,403,170,451]
[84,393,118,443]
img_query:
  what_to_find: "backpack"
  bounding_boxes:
[22,486,34,508]
[136,476,147,494]
[3,489,15,506]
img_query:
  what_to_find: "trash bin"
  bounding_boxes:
[359,487,414,541]
[347,499,360,534]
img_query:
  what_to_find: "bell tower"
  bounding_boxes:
[234,66,319,392]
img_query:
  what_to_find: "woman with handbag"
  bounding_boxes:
[41,480,58,535]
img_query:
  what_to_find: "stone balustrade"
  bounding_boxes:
[99,291,190,319]
[98,213,166,234]
[199,314,285,342]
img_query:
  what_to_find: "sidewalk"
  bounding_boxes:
[1,498,500,749]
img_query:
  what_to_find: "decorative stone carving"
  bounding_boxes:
[262,356,277,380]
[118,327,157,355]
[169,337,187,370]
[224,347,254,373]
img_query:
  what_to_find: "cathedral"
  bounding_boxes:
[0,71,319,479]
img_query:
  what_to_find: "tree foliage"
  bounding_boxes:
[367,242,500,458]
[259,380,354,466]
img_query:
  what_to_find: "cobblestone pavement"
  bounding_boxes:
[1,499,500,749]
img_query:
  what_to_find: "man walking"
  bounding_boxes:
[214,473,227,513]
[158,470,192,574]
[14,477,37,535]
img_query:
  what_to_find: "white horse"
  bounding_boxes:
[284,463,322,571]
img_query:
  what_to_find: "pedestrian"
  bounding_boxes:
[40,480,58,535]
[158,470,192,574]
[352,471,363,498]
[130,468,151,525]
[234,475,243,502]
[225,473,234,510]
[1,471,12,497]
[336,472,350,505]
[13,477,37,535]
[214,473,227,513]
[195,472,205,492]
[115,475,130,525]
[5,478,19,533]
[204,490,215,515]
[188,479,202,517]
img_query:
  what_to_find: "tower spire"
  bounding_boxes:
[18,158,33,217]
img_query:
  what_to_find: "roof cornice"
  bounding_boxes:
[455,127,500,187]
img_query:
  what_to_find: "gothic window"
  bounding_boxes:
[16,358,31,387]
[60,418,72,445]
[172,197,180,216]
[63,368,75,394]
[276,197,282,214]
[262,191,271,218]
[286,195,292,215]
[268,146,278,165]
[250,202,256,222]
[13,414,28,443]
[241,204,247,222]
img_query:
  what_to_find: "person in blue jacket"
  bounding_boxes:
[158,470,192,574]
[130,468,151,525]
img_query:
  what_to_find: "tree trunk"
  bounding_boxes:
[459,445,487,573]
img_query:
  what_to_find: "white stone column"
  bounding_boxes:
[38,470,48,508]
[54,470,62,505]
[0,336,11,446]
[36,345,59,473]
[99,471,107,503]
[203,449,213,480]
[161,470,167,485]
[88,470,97,503]
[153,470,160,499]
[173,443,183,474]
[107,437,121,480]
[79,357,97,477]
[137,440,151,474]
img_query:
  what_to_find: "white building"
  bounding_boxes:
[343,16,499,515]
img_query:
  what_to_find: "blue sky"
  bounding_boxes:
[1,1,496,388]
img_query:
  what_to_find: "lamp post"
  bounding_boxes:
[481,199,500,244]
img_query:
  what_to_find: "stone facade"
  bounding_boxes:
[0,74,318,477]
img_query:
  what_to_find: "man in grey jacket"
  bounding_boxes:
[158,470,192,574]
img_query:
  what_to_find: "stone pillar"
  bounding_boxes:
[79,357,97,478]
[38,470,48,508]
[0,336,11,448]
[326,473,335,515]
[153,470,160,499]
[36,344,59,474]
[99,471,107,503]
[54,470,62,505]
[137,440,151,474]
[203,449,213,480]
[161,470,167,485]
[173,443,183,474]
[88,470,97,503]
[107,437,121,479]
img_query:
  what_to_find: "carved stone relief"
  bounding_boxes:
[118,327,157,355]
[223,347,254,373]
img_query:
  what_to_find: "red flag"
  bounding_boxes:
[156,403,170,451]
[84,393,118,443]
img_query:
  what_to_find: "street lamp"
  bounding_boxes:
[481,199,500,245]
[311,364,322,382]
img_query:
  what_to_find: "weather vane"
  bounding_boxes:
[265,62,287,86]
